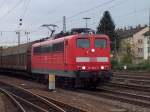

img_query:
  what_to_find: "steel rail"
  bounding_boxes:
[113,72,150,76]
[74,86,150,108]
[0,81,66,112]
[97,88,150,108]
[0,88,26,112]
[41,95,87,112]
[105,82,150,92]
[112,77,150,85]
[113,74,150,80]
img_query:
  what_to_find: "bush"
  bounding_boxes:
[121,54,132,64]
[112,61,150,71]
[111,59,118,67]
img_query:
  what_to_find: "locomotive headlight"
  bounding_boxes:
[101,66,104,70]
[91,48,95,52]
[82,66,86,70]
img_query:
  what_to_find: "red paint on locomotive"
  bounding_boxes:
[31,34,111,79]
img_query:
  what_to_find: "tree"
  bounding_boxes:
[97,11,119,52]
[120,41,133,64]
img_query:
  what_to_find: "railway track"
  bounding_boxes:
[113,74,150,80]
[97,86,150,108]
[111,72,150,86]
[95,72,150,107]
[113,71,150,76]
[41,95,86,112]
[74,82,150,108]
[113,77,150,85]
[0,88,26,112]
[105,82,150,92]
[0,81,86,112]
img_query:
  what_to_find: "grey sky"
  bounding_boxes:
[0,0,150,46]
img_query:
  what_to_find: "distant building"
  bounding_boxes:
[117,25,149,64]
[143,30,150,60]
[132,27,149,63]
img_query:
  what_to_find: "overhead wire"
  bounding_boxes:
[17,0,148,34]
[1,0,149,45]
[29,0,118,35]
[25,0,117,36]
[0,0,24,21]
[21,0,31,19]
[53,0,117,24]
[26,0,127,37]
[115,8,149,23]
[15,0,31,30]
[67,0,128,28]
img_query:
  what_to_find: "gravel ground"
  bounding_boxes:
[0,75,150,112]
[0,93,5,112]
[0,92,18,112]
[31,88,122,112]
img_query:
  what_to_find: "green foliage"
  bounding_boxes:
[97,11,119,51]
[112,60,150,71]
[111,59,118,69]
[121,54,132,64]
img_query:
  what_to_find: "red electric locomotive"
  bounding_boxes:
[31,29,112,88]
[0,28,112,88]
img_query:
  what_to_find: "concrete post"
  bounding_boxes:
[48,74,55,91]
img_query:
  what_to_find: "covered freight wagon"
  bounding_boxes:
[0,43,32,72]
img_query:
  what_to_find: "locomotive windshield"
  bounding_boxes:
[95,39,106,48]
[77,39,90,48]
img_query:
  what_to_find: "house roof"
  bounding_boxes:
[116,26,147,39]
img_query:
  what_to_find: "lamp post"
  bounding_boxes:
[83,17,91,28]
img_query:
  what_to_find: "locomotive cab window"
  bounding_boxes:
[95,39,106,48]
[77,39,90,48]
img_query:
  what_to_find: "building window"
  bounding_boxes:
[148,40,150,44]
[138,48,140,52]
[148,47,150,53]
[141,48,143,52]
[138,48,143,53]
[138,39,143,44]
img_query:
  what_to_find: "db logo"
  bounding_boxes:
[90,57,97,62]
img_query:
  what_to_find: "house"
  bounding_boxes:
[117,25,149,64]
[143,30,150,60]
